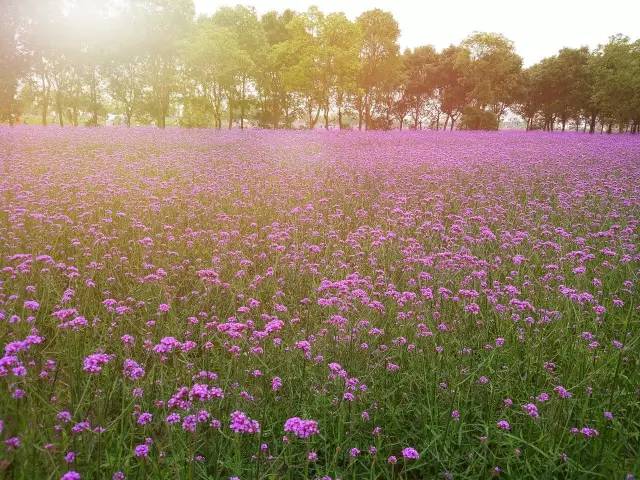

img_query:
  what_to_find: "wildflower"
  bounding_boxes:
[137,412,153,425]
[24,300,40,311]
[536,392,550,403]
[402,447,420,460]
[229,411,260,434]
[166,412,181,424]
[5,437,21,449]
[60,472,81,480]
[83,352,113,374]
[283,417,319,439]
[554,385,572,399]
[522,403,539,418]
[123,359,145,380]
[134,444,149,457]
[57,411,72,423]
[496,420,510,430]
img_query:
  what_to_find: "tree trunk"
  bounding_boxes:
[56,92,64,127]
[338,106,343,130]
[240,77,246,129]
[443,114,449,131]
[589,113,597,134]
[41,73,49,126]
[90,70,98,126]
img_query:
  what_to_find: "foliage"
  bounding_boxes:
[1,2,640,131]
[460,106,499,130]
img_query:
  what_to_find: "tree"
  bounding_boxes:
[255,10,297,128]
[0,1,32,124]
[592,35,640,133]
[402,45,438,129]
[135,0,194,128]
[462,32,522,122]
[318,12,360,129]
[277,8,325,129]
[355,9,400,130]
[209,6,261,128]
[184,17,239,128]
[549,47,593,131]
[436,45,470,130]
[105,13,148,127]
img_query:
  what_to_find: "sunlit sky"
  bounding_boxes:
[194,0,640,66]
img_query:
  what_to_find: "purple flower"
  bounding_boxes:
[134,444,149,458]
[402,447,420,460]
[522,403,539,418]
[60,472,81,480]
[83,352,113,374]
[496,420,511,430]
[554,385,572,399]
[229,411,260,434]
[137,412,153,425]
[283,417,319,439]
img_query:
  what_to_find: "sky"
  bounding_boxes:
[194,0,640,66]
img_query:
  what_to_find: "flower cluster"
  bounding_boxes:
[283,417,320,439]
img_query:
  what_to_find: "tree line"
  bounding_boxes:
[1,0,639,132]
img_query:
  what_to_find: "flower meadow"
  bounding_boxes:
[0,127,639,480]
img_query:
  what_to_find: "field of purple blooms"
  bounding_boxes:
[0,127,639,480]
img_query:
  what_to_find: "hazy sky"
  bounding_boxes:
[194,0,640,66]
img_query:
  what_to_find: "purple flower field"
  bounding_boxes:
[0,127,639,479]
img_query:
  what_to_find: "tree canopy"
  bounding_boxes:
[1,0,639,132]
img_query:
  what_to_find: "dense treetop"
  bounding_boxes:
[1,0,639,131]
